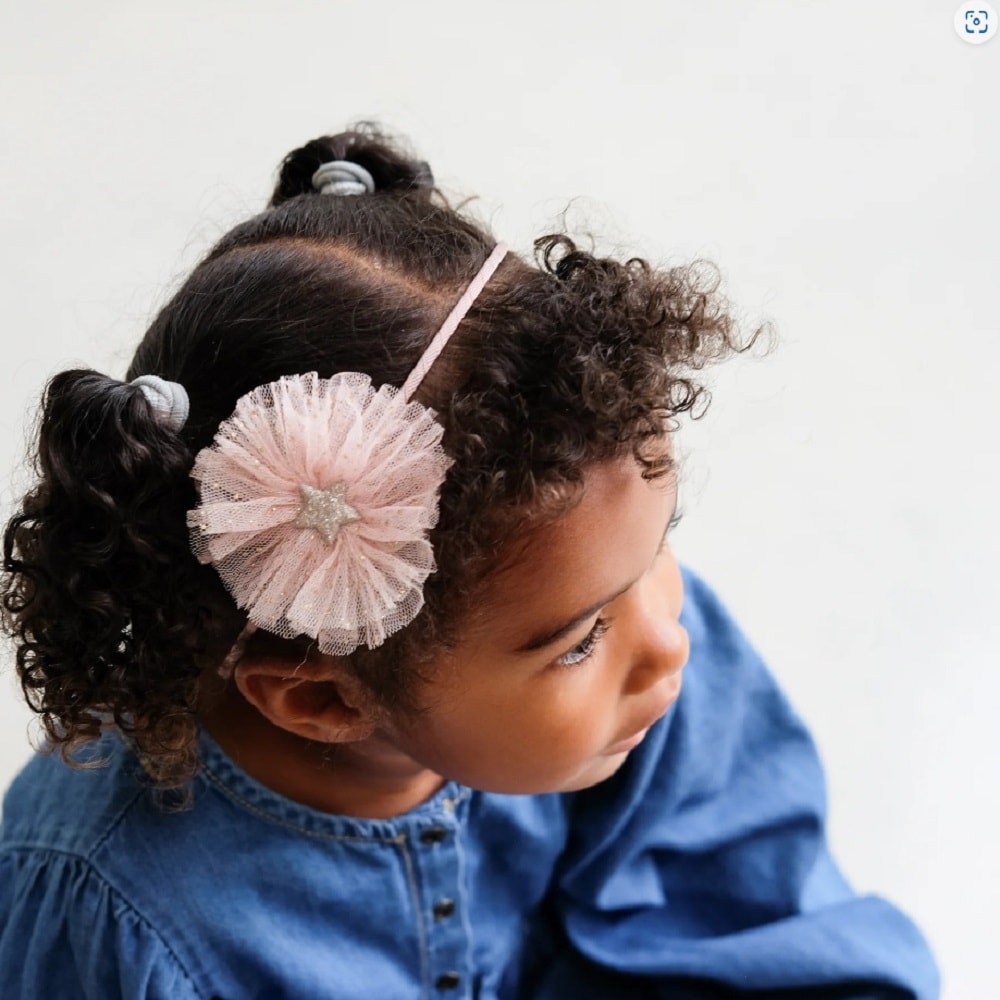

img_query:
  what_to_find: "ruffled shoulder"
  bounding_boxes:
[0,848,201,999]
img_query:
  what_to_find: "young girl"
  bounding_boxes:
[0,128,937,999]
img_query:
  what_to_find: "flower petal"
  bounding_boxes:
[188,372,451,654]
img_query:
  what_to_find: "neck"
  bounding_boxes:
[197,682,446,819]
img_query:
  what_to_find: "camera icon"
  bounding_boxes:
[955,3,997,43]
[966,9,988,31]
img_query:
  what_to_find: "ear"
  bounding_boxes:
[233,652,380,744]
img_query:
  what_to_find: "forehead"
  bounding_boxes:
[464,456,677,645]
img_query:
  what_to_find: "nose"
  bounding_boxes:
[623,618,689,696]
[621,577,689,696]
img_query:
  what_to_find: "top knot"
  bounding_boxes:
[311,160,376,196]
[270,127,435,208]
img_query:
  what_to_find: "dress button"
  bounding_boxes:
[435,971,461,990]
[433,897,456,921]
[420,826,448,845]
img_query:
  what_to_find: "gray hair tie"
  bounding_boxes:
[311,160,375,196]
[131,375,190,431]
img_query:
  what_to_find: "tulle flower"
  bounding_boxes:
[187,371,453,655]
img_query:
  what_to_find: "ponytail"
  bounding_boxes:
[2,370,226,786]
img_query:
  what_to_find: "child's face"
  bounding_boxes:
[383,453,688,794]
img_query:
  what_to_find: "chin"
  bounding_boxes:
[556,755,630,793]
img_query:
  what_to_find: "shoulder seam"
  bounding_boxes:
[85,785,146,861]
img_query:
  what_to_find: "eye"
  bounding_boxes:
[555,615,613,668]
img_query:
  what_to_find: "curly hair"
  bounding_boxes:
[2,124,764,789]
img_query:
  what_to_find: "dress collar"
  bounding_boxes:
[195,728,468,842]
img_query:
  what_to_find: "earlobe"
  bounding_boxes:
[234,656,380,744]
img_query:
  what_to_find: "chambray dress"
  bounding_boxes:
[0,568,939,999]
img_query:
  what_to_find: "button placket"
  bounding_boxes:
[413,807,469,997]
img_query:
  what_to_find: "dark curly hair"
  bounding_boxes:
[2,124,764,788]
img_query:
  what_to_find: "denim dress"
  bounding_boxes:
[0,568,939,999]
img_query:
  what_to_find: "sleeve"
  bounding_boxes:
[536,566,940,1000]
[0,847,201,1000]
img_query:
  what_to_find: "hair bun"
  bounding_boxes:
[270,125,435,207]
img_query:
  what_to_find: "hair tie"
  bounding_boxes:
[131,375,190,431]
[311,161,376,196]
[188,243,509,662]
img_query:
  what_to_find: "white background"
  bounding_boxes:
[1,2,996,996]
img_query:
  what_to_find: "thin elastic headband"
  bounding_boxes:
[401,242,508,401]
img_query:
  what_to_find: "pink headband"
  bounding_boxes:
[187,243,508,671]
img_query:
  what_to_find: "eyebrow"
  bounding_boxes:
[513,493,679,655]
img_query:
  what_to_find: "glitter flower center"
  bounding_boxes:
[293,482,361,543]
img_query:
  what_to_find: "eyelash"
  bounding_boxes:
[554,508,684,669]
[555,616,613,668]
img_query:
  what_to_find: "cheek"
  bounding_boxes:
[403,670,620,790]
[459,678,599,753]
[496,665,624,765]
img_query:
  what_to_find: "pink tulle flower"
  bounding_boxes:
[187,371,453,655]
